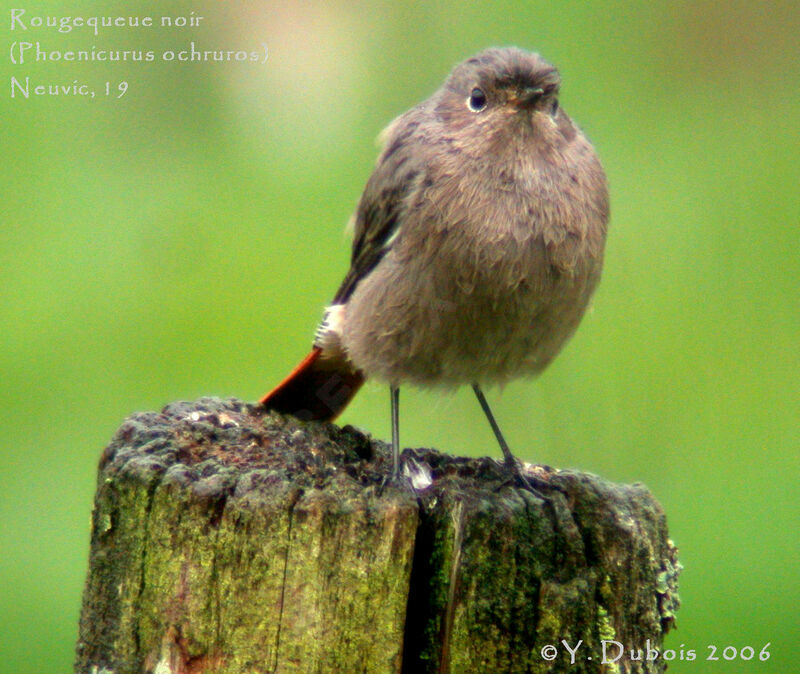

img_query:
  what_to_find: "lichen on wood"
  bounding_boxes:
[75,397,679,673]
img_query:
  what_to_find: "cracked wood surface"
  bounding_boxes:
[75,397,680,673]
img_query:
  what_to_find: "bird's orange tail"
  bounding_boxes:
[260,347,364,421]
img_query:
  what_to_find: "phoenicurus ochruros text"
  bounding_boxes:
[261,47,609,487]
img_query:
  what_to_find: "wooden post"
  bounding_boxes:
[76,397,680,673]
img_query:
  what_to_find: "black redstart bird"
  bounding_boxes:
[261,47,609,487]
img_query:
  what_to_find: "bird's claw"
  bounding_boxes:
[501,459,566,500]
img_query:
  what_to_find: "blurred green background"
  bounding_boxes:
[1,1,798,671]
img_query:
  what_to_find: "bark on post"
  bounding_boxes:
[76,397,680,673]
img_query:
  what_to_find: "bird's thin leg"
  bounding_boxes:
[471,383,518,470]
[390,385,401,479]
[471,383,560,496]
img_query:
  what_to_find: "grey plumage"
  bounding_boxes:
[331,47,608,386]
[262,47,609,483]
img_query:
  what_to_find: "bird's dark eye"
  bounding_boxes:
[467,87,487,112]
[550,98,559,116]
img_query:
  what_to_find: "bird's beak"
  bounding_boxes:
[507,86,546,110]
[521,86,545,102]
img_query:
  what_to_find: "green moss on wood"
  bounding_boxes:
[76,398,679,674]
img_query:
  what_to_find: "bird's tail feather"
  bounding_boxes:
[260,347,364,421]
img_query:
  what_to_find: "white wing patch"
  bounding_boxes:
[314,304,346,357]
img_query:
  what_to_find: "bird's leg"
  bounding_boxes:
[471,383,559,495]
[379,385,424,494]
[391,385,401,479]
[471,383,517,470]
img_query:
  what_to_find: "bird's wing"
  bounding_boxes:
[332,112,425,304]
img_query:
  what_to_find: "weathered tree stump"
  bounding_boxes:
[76,397,680,673]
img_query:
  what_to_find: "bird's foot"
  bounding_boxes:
[377,462,414,495]
[501,458,566,500]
